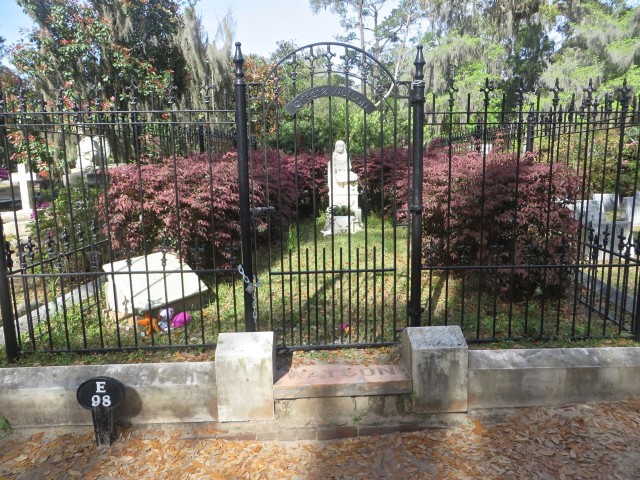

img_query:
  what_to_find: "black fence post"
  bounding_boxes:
[525,103,535,153]
[409,46,426,328]
[234,42,256,332]
[0,221,18,361]
[198,122,205,153]
[613,81,640,341]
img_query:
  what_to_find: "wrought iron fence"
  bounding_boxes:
[0,44,638,360]
[0,85,238,359]
[417,78,640,343]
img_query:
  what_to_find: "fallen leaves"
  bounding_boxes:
[0,400,639,479]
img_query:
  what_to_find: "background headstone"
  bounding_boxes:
[622,194,640,226]
[12,163,38,214]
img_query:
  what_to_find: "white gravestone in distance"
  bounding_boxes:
[622,194,640,226]
[11,163,39,215]
[592,193,616,214]
[77,135,110,171]
[102,252,207,319]
[66,136,111,186]
[573,199,601,226]
[321,140,362,236]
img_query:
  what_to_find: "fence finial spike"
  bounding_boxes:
[617,77,632,108]
[234,42,245,79]
[413,46,425,80]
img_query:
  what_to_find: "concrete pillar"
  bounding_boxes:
[402,326,468,413]
[215,331,275,422]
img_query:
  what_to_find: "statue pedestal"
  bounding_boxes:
[323,214,360,236]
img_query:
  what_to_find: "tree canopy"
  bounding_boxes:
[5,0,639,111]
[311,0,640,108]
[11,0,233,109]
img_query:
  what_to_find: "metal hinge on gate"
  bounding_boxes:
[250,206,275,217]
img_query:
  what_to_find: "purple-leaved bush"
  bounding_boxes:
[102,139,579,297]
[421,139,580,296]
[101,149,327,267]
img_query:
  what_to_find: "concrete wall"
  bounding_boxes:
[0,362,217,428]
[469,347,640,408]
[1,345,640,428]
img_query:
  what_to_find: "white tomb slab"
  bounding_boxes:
[102,252,207,318]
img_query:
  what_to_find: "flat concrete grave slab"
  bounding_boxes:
[274,364,412,399]
[215,332,275,422]
[102,252,207,318]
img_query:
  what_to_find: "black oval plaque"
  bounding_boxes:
[77,376,126,411]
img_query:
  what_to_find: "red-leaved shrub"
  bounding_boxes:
[101,149,327,267]
[252,149,328,219]
[102,152,243,266]
[351,146,410,219]
[421,139,580,296]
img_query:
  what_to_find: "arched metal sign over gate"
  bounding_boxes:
[233,42,424,348]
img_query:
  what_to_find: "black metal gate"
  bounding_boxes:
[233,43,419,348]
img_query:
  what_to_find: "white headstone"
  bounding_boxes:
[622,194,640,226]
[11,163,38,214]
[592,193,616,213]
[102,252,207,318]
[573,199,601,225]
[586,200,602,225]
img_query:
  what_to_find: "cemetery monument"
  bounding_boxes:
[321,140,362,236]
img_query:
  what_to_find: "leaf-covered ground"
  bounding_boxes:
[2,400,639,479]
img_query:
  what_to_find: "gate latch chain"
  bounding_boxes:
[237,264,261,322]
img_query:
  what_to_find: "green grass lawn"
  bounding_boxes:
[6,212,639,361]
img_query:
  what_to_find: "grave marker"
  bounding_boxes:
[622,194,640,226]
[11,163,38,214]
[593,193,616,213]
[102,252,207,318]
[76,376,126,446]
[321,140,362,236]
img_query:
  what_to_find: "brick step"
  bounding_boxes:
[274,364,412,399]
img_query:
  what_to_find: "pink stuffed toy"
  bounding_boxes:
[170,311,192,328]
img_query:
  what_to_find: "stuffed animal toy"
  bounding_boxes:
[157,307,174,332]
[171,311,192,328]
[159,307,174,322]
[136,312,161,336]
